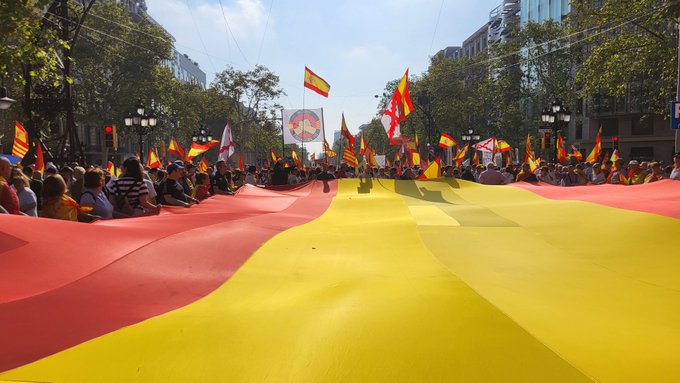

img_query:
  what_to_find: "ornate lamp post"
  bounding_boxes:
[461,128,481,164]
[124,99,157,163]
[191,125,213,145]
[540,99,571,163]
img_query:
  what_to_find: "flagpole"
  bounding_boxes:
[301,66,306,166]
[280,110,285,167]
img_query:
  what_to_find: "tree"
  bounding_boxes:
[211,65,285,162]
[570,0,679,115]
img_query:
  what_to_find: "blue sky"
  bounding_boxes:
[147,0,500,149]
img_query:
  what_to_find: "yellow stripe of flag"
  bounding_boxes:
[304,67,330,97]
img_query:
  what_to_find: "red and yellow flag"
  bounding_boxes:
[271,149,281,162]
[571,145,583,161]
[453,144,469,167]
[168,137,185,160]
[291,149,303,168]
[610,149,619,163]
[238,154,245,171]
[323,140,336,158]
[187,140,219,161]
[34,141,45,173]
[472,151,479,166]
[438,133,457,149]
[147,149,161,169]
[12,121,29,159]
[198,157,209,172]
[304,67,330,97]
[585,127,602,163]
[417,157,441,179]
[556,133,568,164]
[360,134,369,155]
[525,134,533,164]
[107,161,120,177]
[340,114,355,146]
[412,152,421,167]
[342,146,358,167]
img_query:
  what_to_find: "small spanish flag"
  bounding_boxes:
[438,133,457,149]
[304,67,330,98]
[12,121,29,159]
[271,149,281,162]
[417,157,441,179]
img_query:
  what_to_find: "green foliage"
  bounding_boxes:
[569,0,679,115]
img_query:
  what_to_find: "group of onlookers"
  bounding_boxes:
[1,152,679,221]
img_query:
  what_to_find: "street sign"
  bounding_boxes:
[538,127,553,134]
[671,101,680,130]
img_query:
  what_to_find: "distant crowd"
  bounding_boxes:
[0,152,678,222]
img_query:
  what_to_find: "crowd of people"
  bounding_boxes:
[1,152,679,222]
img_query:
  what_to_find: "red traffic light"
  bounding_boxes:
[104,125,113,133]
[544,132,551,140]
[613,136,619,142]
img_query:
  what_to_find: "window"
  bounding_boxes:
[631,116,654,135]
[600,118,618,137]
[629,147,654,161]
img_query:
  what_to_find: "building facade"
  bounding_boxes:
[489,0,520,45]
[520,0,570,25]
[462,24,489,58]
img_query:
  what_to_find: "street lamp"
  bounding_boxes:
[191,125,213,144]
[461,128,481,164]
[540,99,571,163]
[123,99,157,163]
[0,86,16,110]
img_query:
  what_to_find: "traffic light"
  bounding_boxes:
[104,125,118,150]
[544,132,552,141]
[613,135,619,149]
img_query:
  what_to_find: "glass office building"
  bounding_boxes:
[520,0,570,24]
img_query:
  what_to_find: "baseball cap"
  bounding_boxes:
[167,164,180,174]
[628,160,639,165]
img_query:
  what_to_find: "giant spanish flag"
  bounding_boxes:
[1,180,680,382]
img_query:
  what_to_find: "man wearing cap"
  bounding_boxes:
[671,153,680,180]
[627,160,645,185]
[158,164,199,207]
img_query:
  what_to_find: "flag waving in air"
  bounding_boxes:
[380,69,414,140]
[218,122,235,162]
[304,67,330,97]
[168,138,185,160]
[360,134,369,155]
[271,149,281,162]
[34,141,45,173]
[198,158,209,172]
[12,121,29,159]
[323,140,336,158]
[340,114,355,146]
[556,133,568,164]
[147,149,161,169]
[438,133,457,149]
[187,140,219,161]
[571,145,583,161]
[585,127,602,163]
[342,146,358,167]
[417,157,441,179]
[453,144,469,166]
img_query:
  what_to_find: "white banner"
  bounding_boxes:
[281,108,325,144]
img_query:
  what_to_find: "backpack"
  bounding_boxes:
[111,182,135,216]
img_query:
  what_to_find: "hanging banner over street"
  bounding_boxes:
[281,108,324,144]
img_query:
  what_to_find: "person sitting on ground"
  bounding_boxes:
[192,173,212,201]
[80,168,116,219]
[158,164,199,207]
[0,157,21,215]
[515,163,538,182]
[478,163,505,185]
[11,168,37,216]
[590,163,606,185]
[107,157,160,216]
[41,174,99,222]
